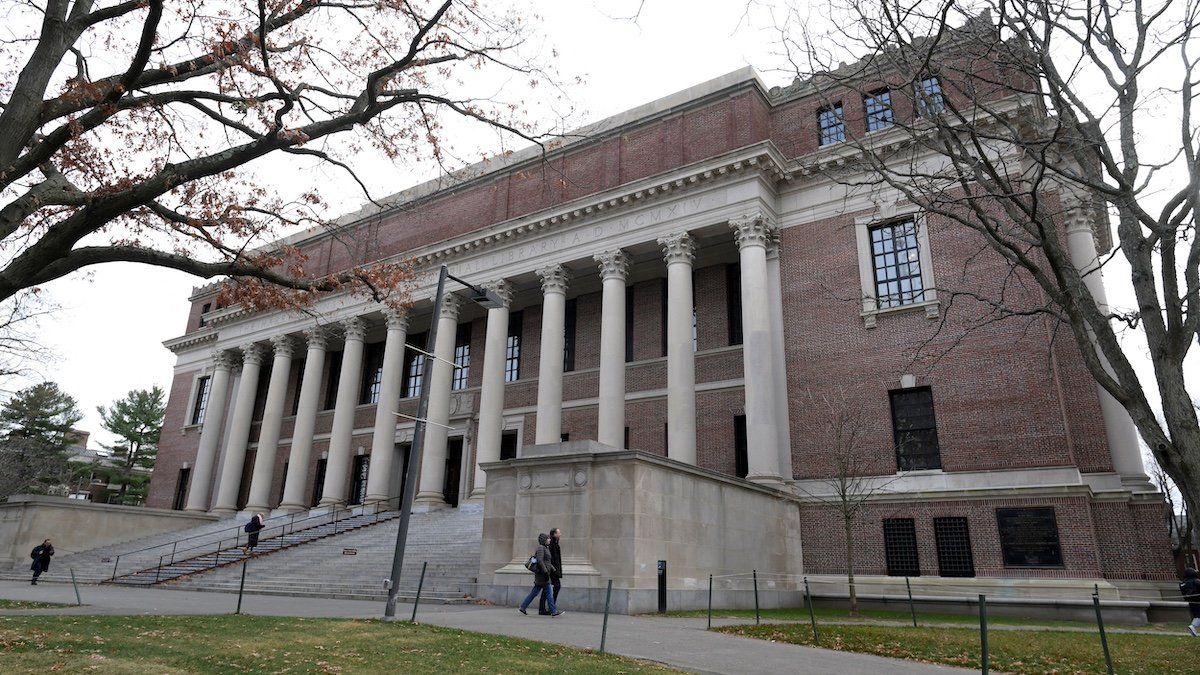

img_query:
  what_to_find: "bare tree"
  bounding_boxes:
[773,1,1200,516]
[1152,455,1197,563]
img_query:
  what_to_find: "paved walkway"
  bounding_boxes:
[0,581,966,674]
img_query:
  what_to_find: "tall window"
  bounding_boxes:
[883,518,921,576]
[191,376,211,425]
[500,431,519,460]
[733,415,748,479]
[360,342,385,404]
[625,286,635,362]
[726,263,743,345]
[291,363,304,415]
[890,387,941,471]
[402,332,427,398]
[864,89,894,131]
[996,507,1064,568]
[563,298,577,372]
[934,517,975,577]
[915,75,946,116]
[818,103,845,145]
[870,219,925,309]
[199,302,212,327]
[323,351,343,410]
[452,323,472,390]
[505,311,523,382]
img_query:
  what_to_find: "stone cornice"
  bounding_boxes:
[163,329,217,354]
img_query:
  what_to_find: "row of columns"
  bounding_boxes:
[185,214,794,514]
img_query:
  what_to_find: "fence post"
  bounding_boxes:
[155,555,163,583]
[753,569,760,625]
[235,558,249,614]
[111,555,120,581]
[707,574,713,630]
[1092,593,1114,675]
[410,561,428,622]
[170,541,178,564]
[804,576,819,644]
[906,577,918,628]
[600,579,614,653]
[69,568,82,606]
[979,594,989,675]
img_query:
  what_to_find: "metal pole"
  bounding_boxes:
[410,560,428,622]
[236,558,249,614]
[600,579,614,653]
[385,265,448,620]
[69,568,82,606]
[1093,593,1114,675]
[155,555,163,583]
[707,574,713,630]
[804,576,819,644]
[170,541,178,564]
[753,569,760,625]
[979,594,989,675]
[111,555,120,581]
[906,577,918,628]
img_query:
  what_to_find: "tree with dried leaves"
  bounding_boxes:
[777,2,1200,516]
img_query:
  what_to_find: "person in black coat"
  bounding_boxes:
[518,533,562,616]
[539,528,563,615]
[1180,567,1200,636]
[244,513,265,551]
[30,539,53,585]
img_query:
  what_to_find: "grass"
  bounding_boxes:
[716,622,1196,674]
[0,599,72,610]
[0,615,678,674]
[665,606,1180,631]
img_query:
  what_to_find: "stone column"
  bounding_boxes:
[278,328,328,513]
[415,293,461,508]
[594,250,630,448]
[471,281,513,498]
[364,309,409,507]
[732,213,783,485]
[243,335,295,513]
[1064,201,1150,489]
[185,350,236,512]
[658,232,698,465]
[212,344,267,514]
[534,265,570,444]
[320,316,368,507]
[766,231,794,481]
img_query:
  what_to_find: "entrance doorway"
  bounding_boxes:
[172,468,190,510]
[349,454,370,505]
[444,438,463,507]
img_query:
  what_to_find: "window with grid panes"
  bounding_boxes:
[883,518,921,576]
[870,219,926,308]
[996,507,1064,567]
[890,387,941,470]
[933,517,975,577]
[191,376,211,425]
[915,75,946,115]
[505,311,523,382]
[360,342,385,404]
[864,89,894,131]
[401,332,427,398]
[323,351,342,410]
[818,103,845,145]
[452,323,471,390]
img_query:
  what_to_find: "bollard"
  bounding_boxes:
[804,576,819,644]
[753,570,760,625]
[410,561,428,623]
[69,568,82,606]
[656,560,667,614]
[707,574,713,631]
[1093,593,1114,675]
[235,558,249,614]
[979,594,989,675]
[600,579,614,653]
[906,577,918,628]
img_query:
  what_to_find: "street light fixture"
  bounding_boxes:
[383,264,494,619]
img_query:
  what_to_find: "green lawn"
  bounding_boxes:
[0,599,72,610]
[717,622,1197,674]
[666,606,1178,631]
[0,615,677,674]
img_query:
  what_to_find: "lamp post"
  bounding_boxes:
[383,264,505,619]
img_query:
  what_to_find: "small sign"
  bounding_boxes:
[100,557,112,563]
[342,548,358,556]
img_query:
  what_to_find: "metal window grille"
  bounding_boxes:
[934,517,975,577]
[870,219,926,309]
[915,76,946,115]
[996,507,1065,568]
[865,89,894,131]
[890,387,942,470]
[883,518,921,576]
[191,376,211,425]
[818,103,845,145]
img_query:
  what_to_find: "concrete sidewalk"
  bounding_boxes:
[0,581,966,674]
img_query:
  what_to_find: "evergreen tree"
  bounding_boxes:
[0,382,83,498]
[94,386,165,505]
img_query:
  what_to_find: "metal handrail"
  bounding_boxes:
[109,495,404,581]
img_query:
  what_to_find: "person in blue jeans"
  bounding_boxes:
[519,533,562,616]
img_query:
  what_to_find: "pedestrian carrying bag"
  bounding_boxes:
[524,553,539,572]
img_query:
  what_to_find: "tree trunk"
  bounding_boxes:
[844,517,858,616]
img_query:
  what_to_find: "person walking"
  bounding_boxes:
[244,513,265,551]
[518,533,562,617]
[30,539,54,585]
[539,527,563,615]
[1181,567,1200,636]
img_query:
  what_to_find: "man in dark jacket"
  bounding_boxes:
[518,533,562,617]
[539,528,563,615]
[1180,567,1200,636]
[30,539,53,585]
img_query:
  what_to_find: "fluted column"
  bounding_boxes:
[534,265,570,444]
[212,344,267,514]
[1064,201,1150,489]
[471,281,514,498]
[320,317,368,507]
[658,232,698,464]
[185,350,236,512]
[278,328,328,512]
[364,309,410,506]
[732,214,783,485]
[244,335,295,512]
[595,250,630,448]
[766,231,794,482]
[415,293,461,507]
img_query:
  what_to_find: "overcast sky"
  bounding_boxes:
[9,1,1195,455]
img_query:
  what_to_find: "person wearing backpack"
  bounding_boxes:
[30,539,53,585]
[1180,567,1200,636]
[518,533,562,617]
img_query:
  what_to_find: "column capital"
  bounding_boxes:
[341,316,367,342]
[658,232,696,265]
[594,249,630,281]
[212,349,238,371]
[241,343,267,367]
[439,292,462,320]
[304,327,329,350]
[384,307,410,331]
[730,211,777,250]
[537,264,571,294]
[482,280,514,308]
[270,334,296,359]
